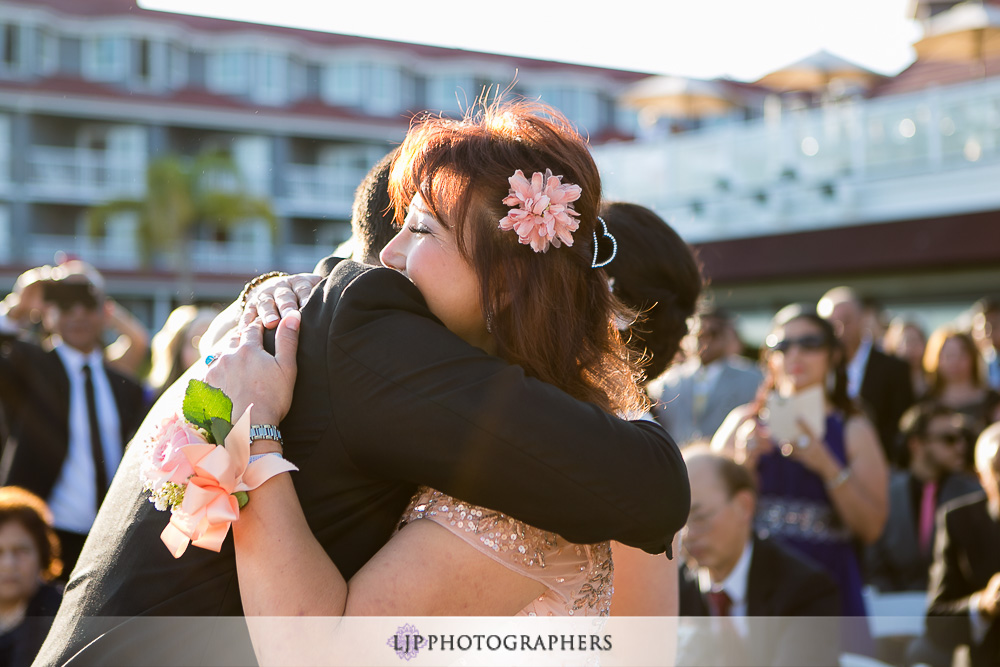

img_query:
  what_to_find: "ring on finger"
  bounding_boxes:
[205,354,219,366]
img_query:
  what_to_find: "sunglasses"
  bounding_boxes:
[926,431,964,447]
[766,334,828,354]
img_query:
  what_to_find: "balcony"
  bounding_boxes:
[282,164,364,217]
[26,147,145,203]
[25,235,273,275]
[593,76,1000,243]
[27,233,140,269]
[189,239,272,274]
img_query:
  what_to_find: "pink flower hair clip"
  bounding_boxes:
[498,169,582,253]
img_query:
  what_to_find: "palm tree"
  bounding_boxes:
[88,150,276,303]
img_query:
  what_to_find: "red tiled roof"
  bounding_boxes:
[870,55,1000,97]
[22,0,650,82]
[0,75,412,127]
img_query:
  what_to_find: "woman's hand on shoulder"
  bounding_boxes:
[205,310,301,425]
[246,273,322,329]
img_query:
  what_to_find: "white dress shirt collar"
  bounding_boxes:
[699,538,754,613]
[846,336,873,399]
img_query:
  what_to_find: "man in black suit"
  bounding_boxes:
[818,286,915,463]
[37,209,689,662]
[921,422,1000,667]
[678,449,840,667]
[869,404,982,593]
[0,269,145,576]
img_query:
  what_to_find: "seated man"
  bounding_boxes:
[921,422,1000,667]
[678,449,840,667]
[869,403,981,593]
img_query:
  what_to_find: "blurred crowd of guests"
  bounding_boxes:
[0,260,221,666]
[0,245,998,667]
[651,289,1000,667]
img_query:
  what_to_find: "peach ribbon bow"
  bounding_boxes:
[160,405,297,558]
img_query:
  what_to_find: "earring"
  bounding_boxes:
[826,369,837,393]
[486,313,494,334]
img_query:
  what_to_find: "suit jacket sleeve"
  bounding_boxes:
[328,267,689,555]
[926,505,974,649]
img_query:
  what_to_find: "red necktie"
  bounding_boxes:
[918,481,938,555]
[708,589,732,617]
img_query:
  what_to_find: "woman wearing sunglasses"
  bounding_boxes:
[713,304,888,653]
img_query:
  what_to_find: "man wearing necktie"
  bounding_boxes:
[650,310,762,446]
[678,449,840,667]
[0,269,145,575]
[868,404,981,594]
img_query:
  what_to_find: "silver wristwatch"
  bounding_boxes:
[248,424,283,446]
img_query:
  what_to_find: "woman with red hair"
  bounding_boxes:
[206,100,684,646]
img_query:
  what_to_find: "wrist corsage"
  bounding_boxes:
[140,379,297,558]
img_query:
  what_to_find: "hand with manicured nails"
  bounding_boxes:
[205,309,301,428]
[245,274,321,328]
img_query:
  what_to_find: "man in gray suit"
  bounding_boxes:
[868,403,981,593]
[650,309,762,446]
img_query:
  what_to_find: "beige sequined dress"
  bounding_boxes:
[398,487,614,616]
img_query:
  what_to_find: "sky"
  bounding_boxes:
[141,0,923,81]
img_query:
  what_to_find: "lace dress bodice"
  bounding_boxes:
[398,487,613,616]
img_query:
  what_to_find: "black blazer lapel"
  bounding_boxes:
[745,536,781,616]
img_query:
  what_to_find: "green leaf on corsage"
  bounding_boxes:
[183,380,234,435]
[210,417,233,447]
[233,491,249,509]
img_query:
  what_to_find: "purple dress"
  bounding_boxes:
[755,412,873,652]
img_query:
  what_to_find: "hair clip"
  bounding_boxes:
[591,216,617,269]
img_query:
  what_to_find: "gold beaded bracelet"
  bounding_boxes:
[238,271,289,310]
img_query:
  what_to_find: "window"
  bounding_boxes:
[322,60,363,105]
[137,39,151,80]
[0,23,27,75]
[3,24,19,67]
[253,52,286,104]
[169,44,187,89]
[84,36,127,81]
[37,28,57,74]
[427,73,476,113]
[366,63,402,115]
[207,49,249,94]
[535,86,602,134]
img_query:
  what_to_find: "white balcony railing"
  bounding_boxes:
[25,235,274,275]
[27,234,140,269]
[188,239,272,274]
[27,147,145,201]
[283,164,364,216]
[594,76,1000,242]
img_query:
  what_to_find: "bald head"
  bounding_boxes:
[976,423,1000,502]
[818,286,864,357]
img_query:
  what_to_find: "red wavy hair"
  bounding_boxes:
[388,99,646,416]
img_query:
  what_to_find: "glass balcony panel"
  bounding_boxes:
[28,146,145,200]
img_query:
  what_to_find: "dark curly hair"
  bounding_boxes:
[599,202,701,383]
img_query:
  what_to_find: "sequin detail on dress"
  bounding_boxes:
[399,487,613,616]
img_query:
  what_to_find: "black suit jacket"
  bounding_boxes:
[859,348,915,463]
[678,536,840,667]
[0,337,145,504]
[926,491,1000,667]
[37,259,689,666]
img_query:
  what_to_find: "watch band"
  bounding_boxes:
[248,424,283,446]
